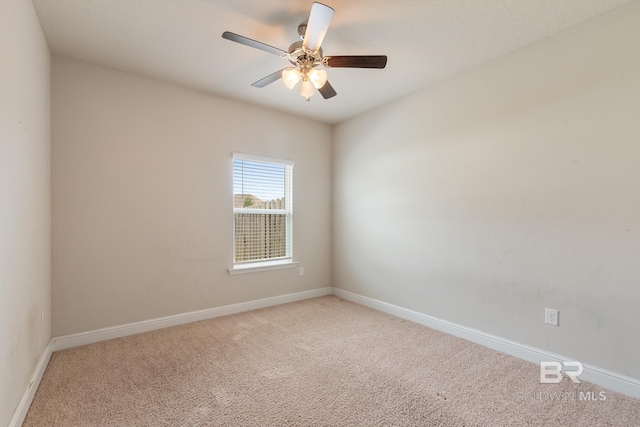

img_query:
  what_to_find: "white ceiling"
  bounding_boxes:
[32,0,633,124]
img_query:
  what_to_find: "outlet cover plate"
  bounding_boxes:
[545,308,559,326]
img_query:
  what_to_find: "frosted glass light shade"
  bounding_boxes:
[282,68,301,89]
[308,69,327,89]
[299,79,315,100]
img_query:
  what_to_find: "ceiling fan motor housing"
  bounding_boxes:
[287,41,323,69]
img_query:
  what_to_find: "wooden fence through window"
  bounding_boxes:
[234,197,287,262]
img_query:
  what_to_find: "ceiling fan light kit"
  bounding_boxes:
[222,2,387,102]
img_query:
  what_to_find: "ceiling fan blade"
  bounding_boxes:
[318,81,337,99]
[303,3,335,52]
[222,31,287,57]
[324,55,388,69]
[251,69,287,88]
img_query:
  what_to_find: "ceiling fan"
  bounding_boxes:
[222,2,387,102]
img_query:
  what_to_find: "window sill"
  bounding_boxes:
[228,260,298,275]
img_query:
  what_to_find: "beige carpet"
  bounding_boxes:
[24,296,640,426]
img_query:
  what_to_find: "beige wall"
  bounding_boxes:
[0,0,51,424]
[51,58,332,336]
[333,2,640,379]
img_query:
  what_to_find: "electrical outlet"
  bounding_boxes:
[299,267,304,276]
[545,308,559,326]
[41,310,44,325]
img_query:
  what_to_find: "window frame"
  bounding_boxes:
[228,153,297,275]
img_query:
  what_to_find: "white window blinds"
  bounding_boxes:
[232,153,293,265]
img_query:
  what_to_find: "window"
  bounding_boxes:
[230,153,294,273]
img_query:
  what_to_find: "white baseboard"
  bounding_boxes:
[332,287,640,400]
[51,287,332,351]
[8,341,53,427]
